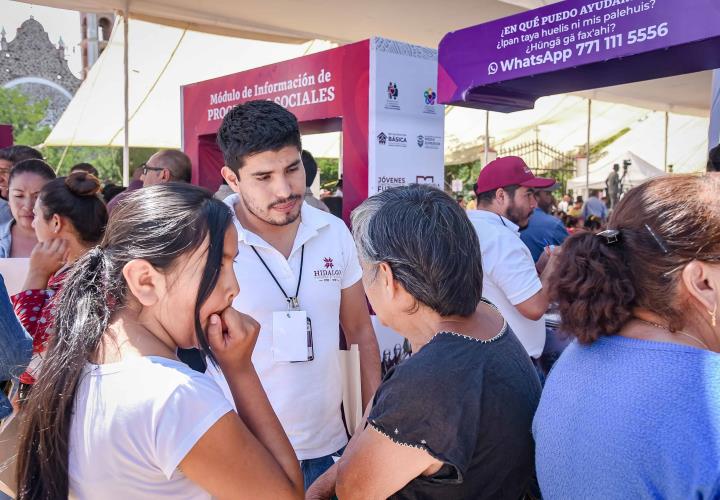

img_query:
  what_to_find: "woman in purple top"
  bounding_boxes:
[534,173,720,499]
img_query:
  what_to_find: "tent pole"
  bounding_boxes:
[122,4,130,187]
[483,110,489,166]
[664,111,669,172]
[585,99,591,195]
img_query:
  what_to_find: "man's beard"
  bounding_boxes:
[505,198,531,228]
[242,193,303,227]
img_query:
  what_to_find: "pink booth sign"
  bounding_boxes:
[182,38,444,224]
[0,125,12,148]
[181,40,370,223]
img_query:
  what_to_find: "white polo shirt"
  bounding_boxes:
[467,209,546,358]
[206,196,362,460]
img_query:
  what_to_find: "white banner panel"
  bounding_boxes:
[368,37,445,196]
[710,69,720,152]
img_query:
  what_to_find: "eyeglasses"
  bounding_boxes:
[140,163,164,176]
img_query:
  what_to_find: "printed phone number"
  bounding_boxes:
[577,22,668,55]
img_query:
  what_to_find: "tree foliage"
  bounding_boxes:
[0,87,156,184]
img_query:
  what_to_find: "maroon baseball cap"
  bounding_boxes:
[475,156,555,194]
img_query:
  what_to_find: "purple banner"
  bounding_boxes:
[439,0,720,111]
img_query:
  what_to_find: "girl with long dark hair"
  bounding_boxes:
[15,183,303,499]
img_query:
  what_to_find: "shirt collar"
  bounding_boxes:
[224,193,330,254]
[471,209,520,233]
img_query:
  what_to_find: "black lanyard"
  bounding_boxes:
[251,245,304,309]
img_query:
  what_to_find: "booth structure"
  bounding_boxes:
[0,125,12,149]
[438,0,720,113]
[182,37,444,221]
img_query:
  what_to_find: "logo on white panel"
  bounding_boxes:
[415,176,435,185]
[384,81,401,111]
[422,87,438,115]
[416,134,442,150]
[377,131,407,148]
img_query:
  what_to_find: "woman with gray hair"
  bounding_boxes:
[307,184,541,499]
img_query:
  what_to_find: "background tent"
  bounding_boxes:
[46,18,709,176]
[567,151,665,196]
[21,0,716,186]
[445,95,708,173]
[43,19,338,158]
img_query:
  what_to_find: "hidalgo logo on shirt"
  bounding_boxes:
[314,257,342,282]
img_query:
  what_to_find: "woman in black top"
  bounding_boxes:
[307,184,541,500]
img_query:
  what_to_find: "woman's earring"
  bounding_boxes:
[709,304,717,328]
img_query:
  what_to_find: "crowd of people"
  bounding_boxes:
[0,99,718,499]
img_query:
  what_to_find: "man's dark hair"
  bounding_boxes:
[301,150,318,188]
[476,184,519,205]
[708,144,720,172]
[216,100,301,173]
[613,163,620,171]
[0,145,43,165]
[70,162,99,178]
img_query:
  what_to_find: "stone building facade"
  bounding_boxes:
[0,17,81,126]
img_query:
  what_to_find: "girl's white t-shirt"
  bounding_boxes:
[68,356,233,499]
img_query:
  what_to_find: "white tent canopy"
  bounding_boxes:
[46,18,709,174]
[446,95,709,173]
[44,19,339,158]
[567,151,666,194]
[19,0,528,45]
[19,0,713,117]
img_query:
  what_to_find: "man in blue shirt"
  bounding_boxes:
[582,189,608,221]
[520,184,568,262]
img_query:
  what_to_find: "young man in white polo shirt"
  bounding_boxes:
[207,100,381,489]
[467,156,556,359]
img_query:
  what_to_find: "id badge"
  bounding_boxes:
[272,311,314,362]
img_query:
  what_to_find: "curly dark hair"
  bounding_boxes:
[548,173,720,343]
[216,100,301,173]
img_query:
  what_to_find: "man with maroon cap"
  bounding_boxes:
[467,156,556,359]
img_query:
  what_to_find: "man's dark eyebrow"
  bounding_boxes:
[252,159,301,177]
